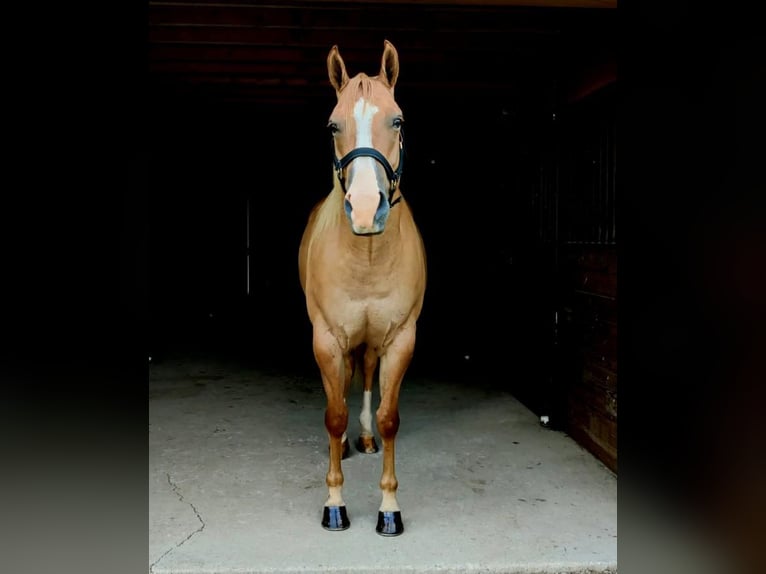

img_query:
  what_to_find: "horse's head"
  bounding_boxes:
[327,40,403,236]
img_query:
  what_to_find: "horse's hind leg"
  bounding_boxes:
[356,344,379,454]
[314,325,350,530]
[375,325,416,536]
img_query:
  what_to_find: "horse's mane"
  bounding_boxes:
[305,176,344,261]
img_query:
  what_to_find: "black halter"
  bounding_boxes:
[332,134,403,207]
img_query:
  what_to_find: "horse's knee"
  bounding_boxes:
[376,407,400,439]
[325,405,349,438]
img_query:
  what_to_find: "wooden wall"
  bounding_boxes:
[559,245,617,471]
[555,85,617,472]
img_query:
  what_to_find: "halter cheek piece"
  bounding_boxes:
[332,133,404,207]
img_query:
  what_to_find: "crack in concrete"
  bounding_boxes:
[149,473,206,573]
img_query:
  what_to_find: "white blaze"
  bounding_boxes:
[349,98,379,184]
[353,97,378,147]
[344,97,383,232]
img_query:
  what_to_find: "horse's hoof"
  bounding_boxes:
[375,511,404,536]
[322,506,350,531]
[355,435,379,454]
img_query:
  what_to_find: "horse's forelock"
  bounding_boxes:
[336,74,386,116]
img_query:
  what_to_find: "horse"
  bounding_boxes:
[298,40,427,536]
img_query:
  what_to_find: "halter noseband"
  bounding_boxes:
[332,134,403,207]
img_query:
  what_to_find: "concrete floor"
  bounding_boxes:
[149,355,617,574]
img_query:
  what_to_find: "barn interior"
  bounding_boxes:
[149,0,617,465]
[148,1,618,572]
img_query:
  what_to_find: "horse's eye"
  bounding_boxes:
[327,122,339,135]
[392,118,403,129]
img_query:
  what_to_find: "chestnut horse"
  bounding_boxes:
[298,40,426,536]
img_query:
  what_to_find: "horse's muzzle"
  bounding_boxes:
[344,190,390,235]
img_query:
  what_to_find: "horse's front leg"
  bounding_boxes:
[313,325,350,530]
[376,324,416,536]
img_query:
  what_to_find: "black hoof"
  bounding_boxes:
[355,435,379,454]
[322,506,350,531]
[376,511,404,536]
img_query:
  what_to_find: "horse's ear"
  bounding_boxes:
[379,40,399,90]
[327,45,349,94]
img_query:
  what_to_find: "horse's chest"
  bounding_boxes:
[339,294,406,326]
[373,301,413,340]
[322,290,410,350]
[307,237,423,350]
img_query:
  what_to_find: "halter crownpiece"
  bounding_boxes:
[332,133,404,207]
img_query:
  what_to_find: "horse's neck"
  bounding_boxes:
[338,203,405,265]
